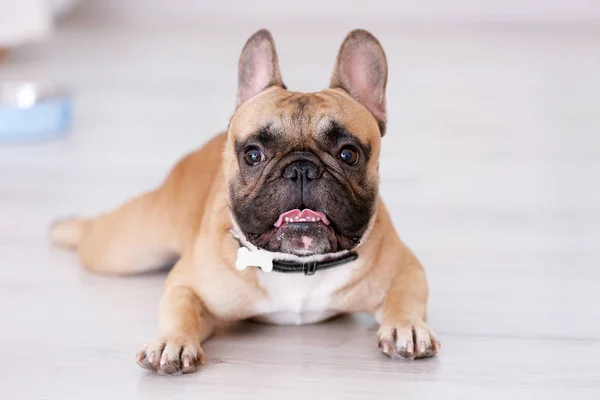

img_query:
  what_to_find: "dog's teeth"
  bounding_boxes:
[281,214,326,224]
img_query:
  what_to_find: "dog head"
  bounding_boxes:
[225,29,388,256]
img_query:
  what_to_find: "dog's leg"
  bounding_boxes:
[376,264,441,360]
[50,190,179,275]
[136,266,214,375]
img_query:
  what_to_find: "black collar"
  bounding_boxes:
[234,235,358,275]
[272,252,358,275]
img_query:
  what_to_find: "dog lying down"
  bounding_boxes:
[50,29,440,375]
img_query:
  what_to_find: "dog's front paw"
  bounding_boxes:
[376,319,440,360]
[136,335,204,375]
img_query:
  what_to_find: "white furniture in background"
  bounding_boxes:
[0,0,51,47]
[0,0,80,48]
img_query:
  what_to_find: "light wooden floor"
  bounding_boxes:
[1,2,599,399]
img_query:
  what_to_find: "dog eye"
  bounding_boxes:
[339,147,359,165]
[244,147,265,166]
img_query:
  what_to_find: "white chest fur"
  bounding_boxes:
[253,259,361,325]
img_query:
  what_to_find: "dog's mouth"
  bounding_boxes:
[273,209,330,227]
[245,208,359,256]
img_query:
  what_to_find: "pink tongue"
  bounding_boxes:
[273,209,330,227]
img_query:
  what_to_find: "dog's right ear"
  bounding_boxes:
[236,29,285,107]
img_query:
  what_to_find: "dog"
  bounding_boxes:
[50,29,440,375]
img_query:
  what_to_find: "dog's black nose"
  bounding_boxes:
[283,160,322,182]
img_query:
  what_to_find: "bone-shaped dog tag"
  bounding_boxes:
[235,247,274,272]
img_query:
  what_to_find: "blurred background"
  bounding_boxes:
[0,1,599,398]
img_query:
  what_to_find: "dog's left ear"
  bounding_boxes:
[331,30,388,136]
[237,29,285,107]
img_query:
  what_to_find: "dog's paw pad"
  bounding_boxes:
[136,336,203,375]
[376,319,440,360]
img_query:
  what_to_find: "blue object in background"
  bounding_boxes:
[0,82,72,142]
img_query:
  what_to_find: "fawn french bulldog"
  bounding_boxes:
[51,29,440,375]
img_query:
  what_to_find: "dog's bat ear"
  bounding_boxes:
[331,30,388,136]
[237,29,285,107]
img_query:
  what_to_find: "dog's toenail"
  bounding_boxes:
[381,341,392,353]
